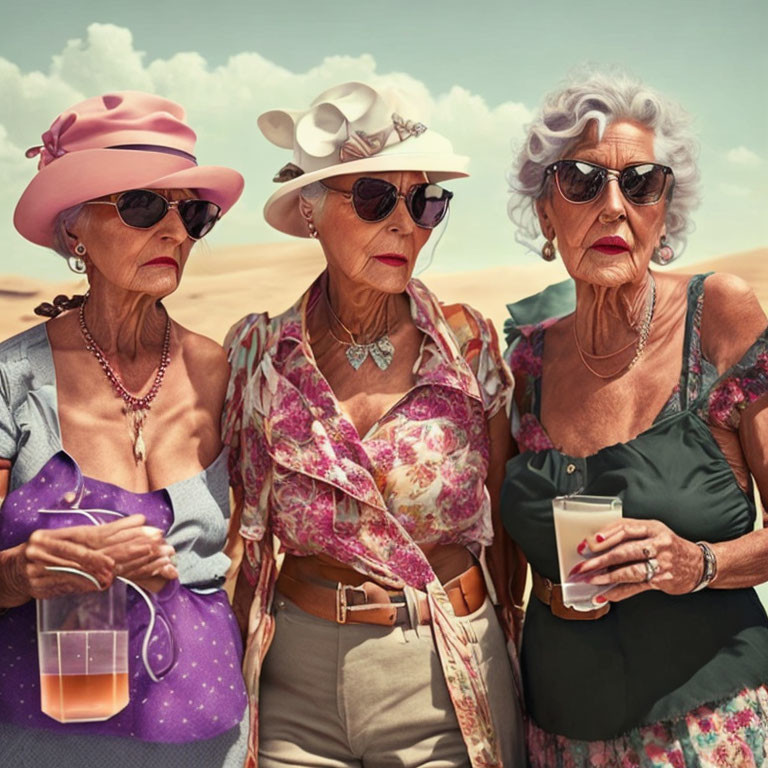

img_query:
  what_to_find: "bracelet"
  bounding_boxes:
[691,541,718,592]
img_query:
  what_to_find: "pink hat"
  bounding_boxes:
[14,91,244,247]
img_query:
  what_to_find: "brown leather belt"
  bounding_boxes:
[531,569,610,620]
[276,561,486,627]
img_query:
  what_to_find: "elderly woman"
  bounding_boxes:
[224,82,526,768]
[502,71,768,767]
[0,93,249,766]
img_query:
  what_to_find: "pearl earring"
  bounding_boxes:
[651,236,675,265]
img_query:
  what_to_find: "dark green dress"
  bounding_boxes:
[501,274,768,766]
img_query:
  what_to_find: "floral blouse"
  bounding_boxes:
[223,274,513,768]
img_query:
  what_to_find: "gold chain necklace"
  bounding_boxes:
[573,274,656,379]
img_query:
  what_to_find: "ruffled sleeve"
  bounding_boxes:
[705,327,768,430]
[503,322,559,453]
[443,303,513,418]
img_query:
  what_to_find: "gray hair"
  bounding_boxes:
[299,181,328,216]
[508,70,700,255]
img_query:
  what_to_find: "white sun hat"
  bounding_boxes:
[258,81,469,237]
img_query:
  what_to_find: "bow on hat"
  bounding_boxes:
[259,82,427,181]
[25,112,77,169]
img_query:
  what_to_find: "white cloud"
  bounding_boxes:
[726,146,762,167]
[0,22,534,278]
[51,24,153,95]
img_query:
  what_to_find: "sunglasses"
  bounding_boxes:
[544,160,674,206]
[322,177,453,229]
[86,189,221,240]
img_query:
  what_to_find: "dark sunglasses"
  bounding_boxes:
[322,177,453,229]
[86,189,221,240]
[544,160,674,206]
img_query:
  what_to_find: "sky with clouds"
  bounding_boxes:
[1,0,766,280]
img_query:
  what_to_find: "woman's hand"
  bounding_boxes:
[0,514,179,606]
[568,518,704,604]
[1,523,119,606]
[99,518,178,586]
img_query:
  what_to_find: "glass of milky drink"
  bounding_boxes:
[552,495,623,612]
[37,581,129,722]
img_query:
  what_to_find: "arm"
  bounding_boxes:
[225,483,254,641]
[0,512,178,608]
[708,397,768,588]
[485,407,527,643]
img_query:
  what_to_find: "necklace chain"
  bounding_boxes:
[573,274,657,379]
[78,296,172,461]
[323,290,396,371]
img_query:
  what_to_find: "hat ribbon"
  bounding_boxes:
[25,108,198,170]
[107,144,198,164]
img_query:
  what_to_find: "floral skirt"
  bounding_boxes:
[527,685,768,768]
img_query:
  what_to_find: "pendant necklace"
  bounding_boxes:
[573,273,657,379]
[324,291,395,371]
[78,296,172,462]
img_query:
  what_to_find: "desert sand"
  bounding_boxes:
[1,244,766,344]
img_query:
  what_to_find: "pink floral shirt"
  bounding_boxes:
[223,275,512,768]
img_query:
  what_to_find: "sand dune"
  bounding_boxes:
[1,244,766,344]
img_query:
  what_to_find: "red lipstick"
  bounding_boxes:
[590,236,630,255]
[142,257,179,271]
[374,253,408,267]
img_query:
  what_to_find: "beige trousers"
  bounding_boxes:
[258,594,525,767]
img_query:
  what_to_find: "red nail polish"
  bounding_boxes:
[570,562,584,575]
[594,595,607,604]
[596,534,605,543]
[577,540,586,554]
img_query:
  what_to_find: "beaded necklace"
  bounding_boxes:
[78,296,172,462]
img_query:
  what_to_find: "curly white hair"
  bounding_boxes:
[508,69,701,255]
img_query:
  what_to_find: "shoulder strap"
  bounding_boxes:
[678,273,711,409]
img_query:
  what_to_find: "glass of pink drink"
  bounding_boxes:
[37,581,129,722]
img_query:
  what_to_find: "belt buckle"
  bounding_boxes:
[335,583,366,624]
